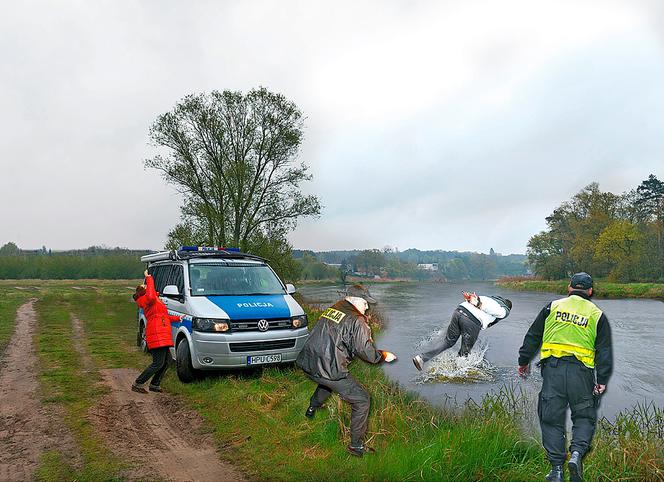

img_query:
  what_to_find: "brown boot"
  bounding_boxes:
[131,382,148,394]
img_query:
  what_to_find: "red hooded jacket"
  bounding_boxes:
[135,275,181,350]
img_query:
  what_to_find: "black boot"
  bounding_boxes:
[347,443,375,457]
[305,406,316,418]
[545,465,563,482]
[568,451,583,482]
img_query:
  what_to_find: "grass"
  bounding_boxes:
[1,280,661,481]
[33,291,126,481]
[496,277,664,300]
[0,286,31,355]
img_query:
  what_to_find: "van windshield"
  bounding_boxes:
[188,264,285,296]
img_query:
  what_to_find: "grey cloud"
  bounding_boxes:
[1,1,663,253]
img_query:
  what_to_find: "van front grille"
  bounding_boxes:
[230,318,292,331]
[229,339,296,353]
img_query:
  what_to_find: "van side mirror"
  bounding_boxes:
[163,285,181,297]
[286,283,296,294]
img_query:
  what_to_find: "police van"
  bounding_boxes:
[137,246,309,382]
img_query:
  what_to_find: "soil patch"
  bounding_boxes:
[90,368,246,482]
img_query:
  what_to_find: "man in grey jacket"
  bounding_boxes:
[296,284,397,457]
[413,291,512,370]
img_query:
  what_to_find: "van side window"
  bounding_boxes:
[169,265,185,295]
[150,264,174,294]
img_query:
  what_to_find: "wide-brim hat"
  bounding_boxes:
[343,284,377,305]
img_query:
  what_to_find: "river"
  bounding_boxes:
[298,281,664,420]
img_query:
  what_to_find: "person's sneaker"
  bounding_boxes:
[347,444,375,457]
[545,465,564,482]
[149,385,163,393]
[568,451,583,482]
[305,406,316,419]
[412,355,424,371]
[131,383,148,394]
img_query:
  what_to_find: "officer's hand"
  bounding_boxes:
[144,269,149,278]
[382,351,397,363]
[518,364,530,378]
[594,384,606,395]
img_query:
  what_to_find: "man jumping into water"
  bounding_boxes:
[412,291,512,371]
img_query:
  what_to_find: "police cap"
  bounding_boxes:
[570,272,593,290]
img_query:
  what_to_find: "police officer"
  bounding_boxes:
[296,284,397,457]
[518,272,613,482]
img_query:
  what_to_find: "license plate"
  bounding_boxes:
[247,354,282,365]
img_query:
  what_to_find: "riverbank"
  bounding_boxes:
[0,281,661,480]
[296,277,416,286]
[496,277,664,300]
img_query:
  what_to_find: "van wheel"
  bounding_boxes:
[138,322,148,353]
[176,340,198,383]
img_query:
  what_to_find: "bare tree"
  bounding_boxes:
[146,87,321,250]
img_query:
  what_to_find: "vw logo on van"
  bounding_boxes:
[257,319,269,332]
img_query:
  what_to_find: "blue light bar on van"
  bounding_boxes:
[180,246,241,252]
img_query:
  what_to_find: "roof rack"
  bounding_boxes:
[140,247,266,263]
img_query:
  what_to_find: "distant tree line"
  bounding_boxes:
[527,174,664,282]
[294,247,528,281]
[0,244,145,279]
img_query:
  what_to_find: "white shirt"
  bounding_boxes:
[460,295,508,330]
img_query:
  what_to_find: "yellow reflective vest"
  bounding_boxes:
[541,295,602,368]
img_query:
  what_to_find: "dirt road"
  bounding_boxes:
[74,314,246,482]
[0,300,77,481]
[0,302,245,482]
[90,368,246,481]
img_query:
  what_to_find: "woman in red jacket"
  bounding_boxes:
[132,270,183,393]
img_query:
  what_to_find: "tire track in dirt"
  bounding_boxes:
[90,369,246,482]
[0,300,79,481]
[70,312,245,482]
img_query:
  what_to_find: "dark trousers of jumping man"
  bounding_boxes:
[135,346,170,387]
[538,356,597,466]
[421,308,481,361]
[307,374,370,447]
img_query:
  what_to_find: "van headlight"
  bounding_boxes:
[291,314,308,328]
[192,317,230,332]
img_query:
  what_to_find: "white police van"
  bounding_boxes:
[137,246,309,382]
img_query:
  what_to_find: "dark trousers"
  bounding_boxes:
[135,346,170,386]
[307,374,371,446]
[421,308,481,361]
[538,356,597,465]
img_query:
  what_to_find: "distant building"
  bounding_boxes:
[417,263,439,271]
[324,263,342,267]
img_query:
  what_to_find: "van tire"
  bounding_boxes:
[176,339,197,383]
[138,322,148,353]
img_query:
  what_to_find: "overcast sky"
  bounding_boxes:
[2,1,663,254]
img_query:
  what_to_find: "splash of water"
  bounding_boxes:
[415,340,496,384]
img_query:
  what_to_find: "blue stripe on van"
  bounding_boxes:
[172,318,192,333]
[206,294,290,320]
